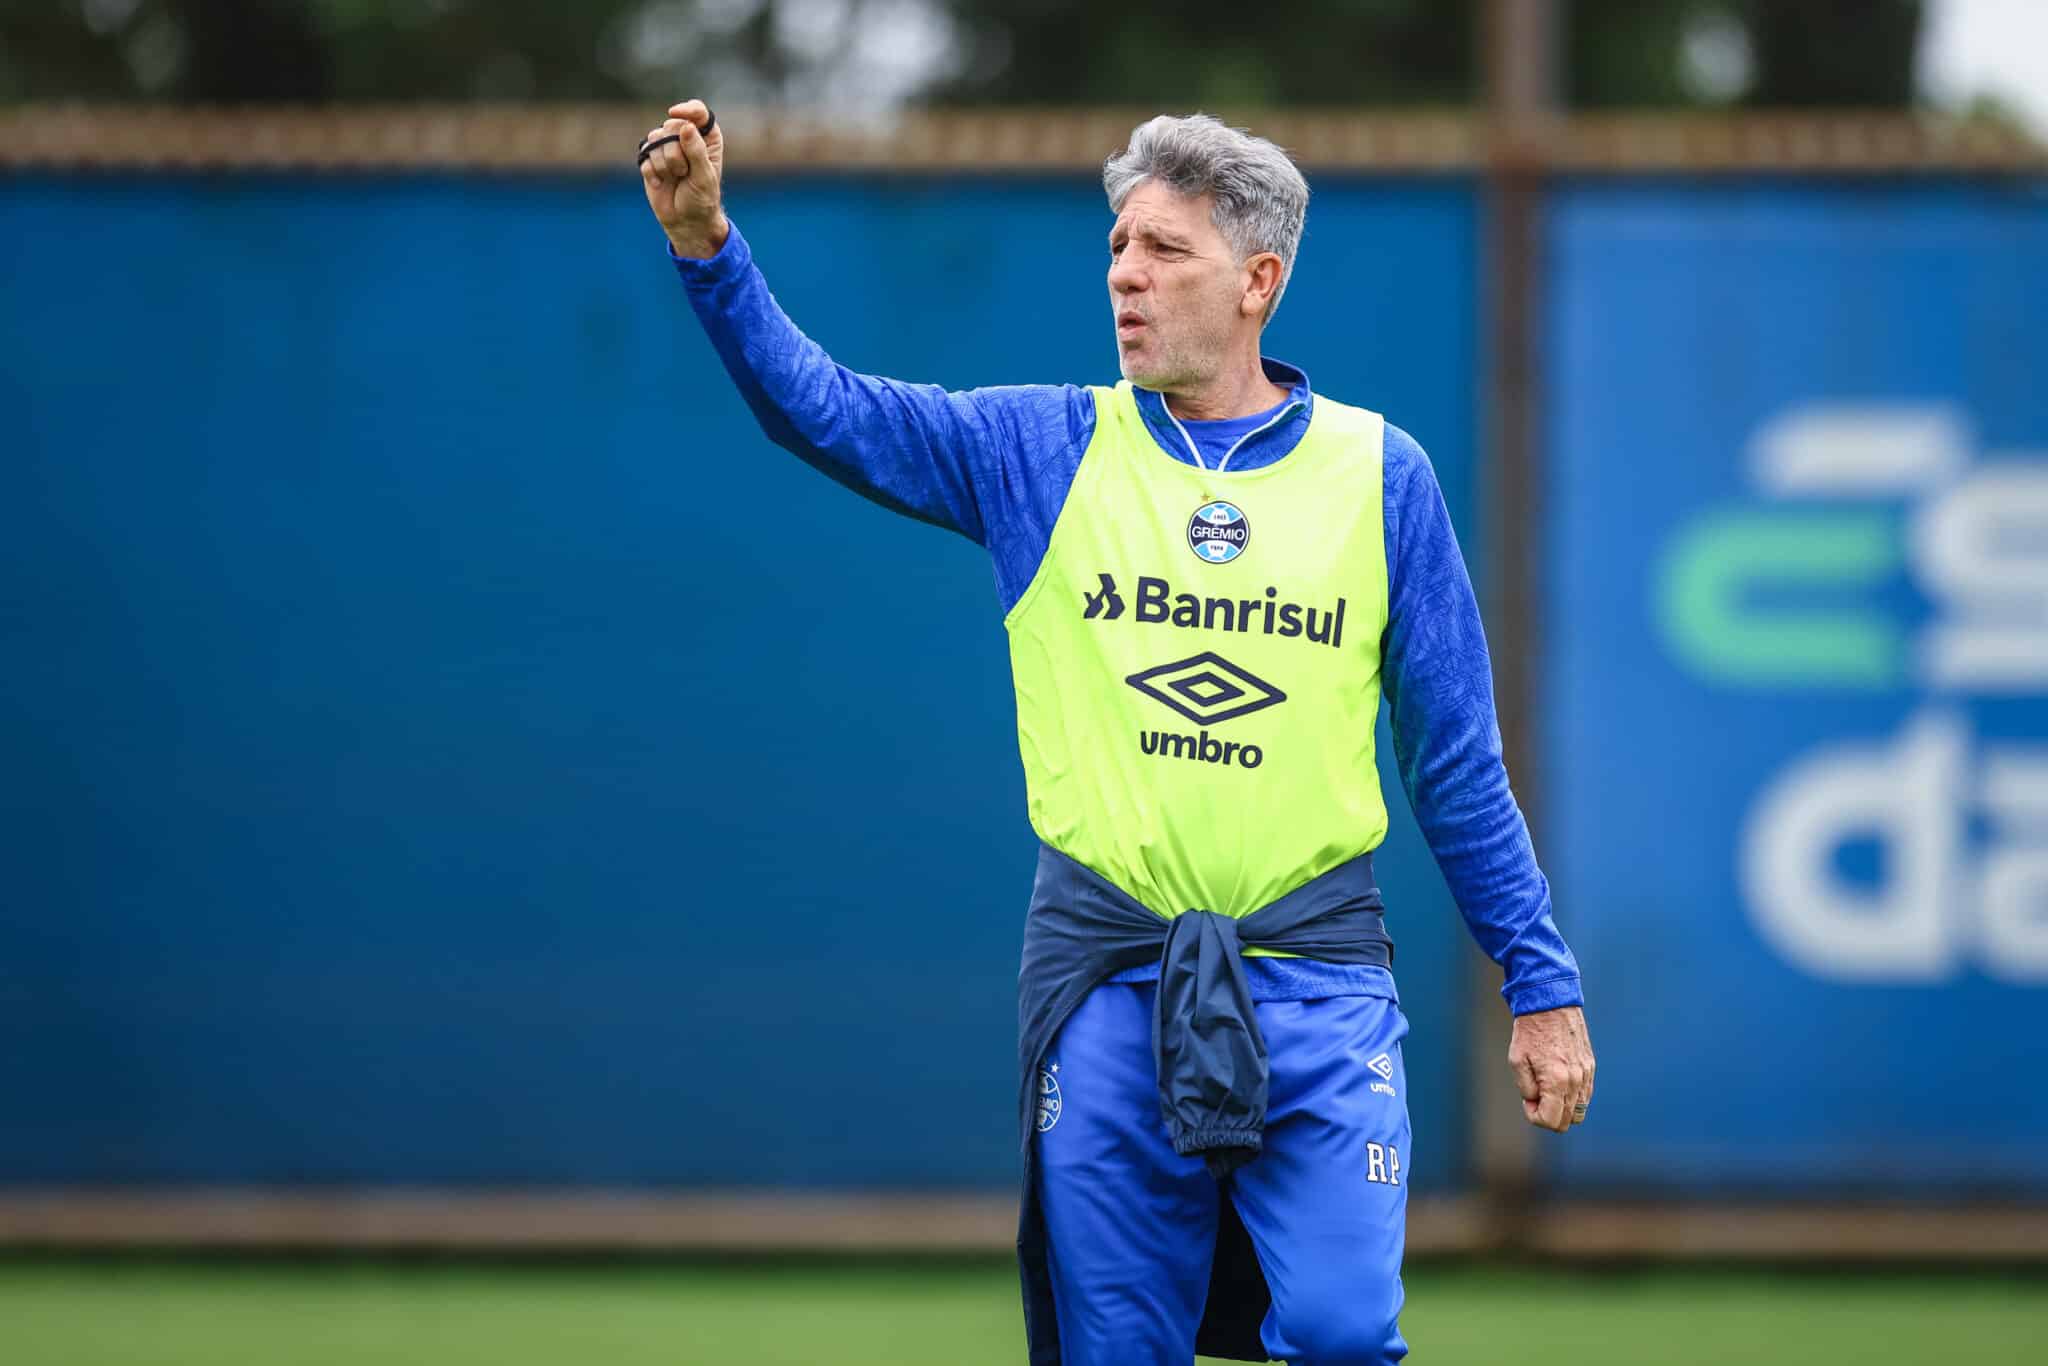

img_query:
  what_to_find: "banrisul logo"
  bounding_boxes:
[1082,573,1125,620]
[1078,573,1346,651]
[1189,501,1249,564]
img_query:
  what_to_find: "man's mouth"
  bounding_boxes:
[1117,310,1147,331]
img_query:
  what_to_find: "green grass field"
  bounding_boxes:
[2,1259,2043,1364]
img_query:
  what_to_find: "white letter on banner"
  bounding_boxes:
[1978,749,2048,982]
[1740,712,1966,981]
[1750,404,1967,495]
[1913,463,2048,691]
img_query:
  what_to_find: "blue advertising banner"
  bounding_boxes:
[2,175,1479,1190]
[1545,182,2048,1194]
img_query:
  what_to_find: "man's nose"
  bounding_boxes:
[1108,257,1147,293]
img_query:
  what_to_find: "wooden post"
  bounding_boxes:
[1471,0,1560,1232]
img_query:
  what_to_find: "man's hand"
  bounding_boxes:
[1509,1005,1594,1134]
[641,99,728,259]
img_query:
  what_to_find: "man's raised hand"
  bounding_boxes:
[641,100,728,259]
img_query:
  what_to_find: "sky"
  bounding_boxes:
[1921,0,2048,132]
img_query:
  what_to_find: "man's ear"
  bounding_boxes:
[1241,252,1284,319]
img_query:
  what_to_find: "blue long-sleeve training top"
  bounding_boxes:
[671,223,1582,1016]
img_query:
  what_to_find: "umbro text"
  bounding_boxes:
[1138,728,1265,769]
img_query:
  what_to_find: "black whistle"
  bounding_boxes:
[637,107,716,164]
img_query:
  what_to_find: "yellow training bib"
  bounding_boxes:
[1004,382,1391,921]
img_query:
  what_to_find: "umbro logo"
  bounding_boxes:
[1128,653,1285,771]
[1126,652,1286,727]
[1367,1053,1395,1081]
[1083,573,1125,621]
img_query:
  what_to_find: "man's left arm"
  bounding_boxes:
[1378,423,1594,1134]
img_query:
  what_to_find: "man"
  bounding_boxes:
[643,103,1594,1365]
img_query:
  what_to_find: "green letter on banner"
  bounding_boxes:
[1655,511,1904,689]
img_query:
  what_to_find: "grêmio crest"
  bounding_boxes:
[1188,500,1249,564]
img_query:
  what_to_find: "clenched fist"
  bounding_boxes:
[1509,1004,1595,1134]
[641,99,728,260]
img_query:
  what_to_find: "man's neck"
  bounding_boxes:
[1162,359,1291,421]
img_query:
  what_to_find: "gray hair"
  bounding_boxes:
[1102,114,1310,325]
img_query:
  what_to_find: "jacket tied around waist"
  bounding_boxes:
[1013,842,1393,1364]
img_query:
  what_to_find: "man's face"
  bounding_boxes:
[1107,182,1246,392]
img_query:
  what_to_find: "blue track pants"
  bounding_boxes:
[1036,979,1412,1365]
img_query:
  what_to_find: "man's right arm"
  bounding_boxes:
[674,224,1017,544]
[645,101,1089,554]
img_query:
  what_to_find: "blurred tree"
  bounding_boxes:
[0,0,858,104]
[0,0,1928,110]
[1568,0,1924,109]
[1567,0,1699,107]
[929,0,1473,108]
[1743,0,1923,107]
